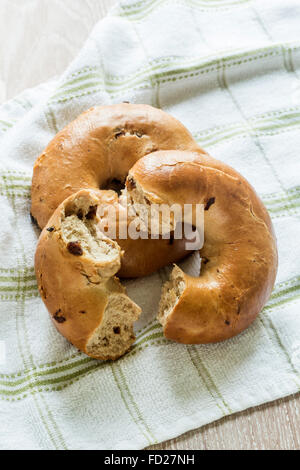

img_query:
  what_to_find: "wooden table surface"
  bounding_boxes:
[1,0,299,450]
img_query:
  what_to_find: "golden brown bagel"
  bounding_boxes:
[35,189,141,360]
[31,104,198,278]
[126,150,278,344]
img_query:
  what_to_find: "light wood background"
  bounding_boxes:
[1,0,299,450]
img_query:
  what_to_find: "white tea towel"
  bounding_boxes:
[0,0,300,450]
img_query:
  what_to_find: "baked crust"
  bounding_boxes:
[127,150,278,344]
[34,189,141,360]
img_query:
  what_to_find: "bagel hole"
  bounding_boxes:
[104,178,125,196]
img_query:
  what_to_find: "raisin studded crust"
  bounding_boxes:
[35,189,141,360]
[126,150,278,344]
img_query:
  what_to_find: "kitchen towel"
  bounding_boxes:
[0,0,300,450]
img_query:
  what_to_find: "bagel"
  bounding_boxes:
[31,104,198,278]
[35,189,141,361]
[126,150,278,344]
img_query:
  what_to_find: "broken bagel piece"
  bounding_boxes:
[126,150,278,344]
[34,189,141,360]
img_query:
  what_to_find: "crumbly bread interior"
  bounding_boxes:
[62,215,118,262]
[126,178,176,235]
[86,294,141,360]
[59,193,141,360]
[61,196,121,278]
[158,265,185,326]
[127,180,185,328]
